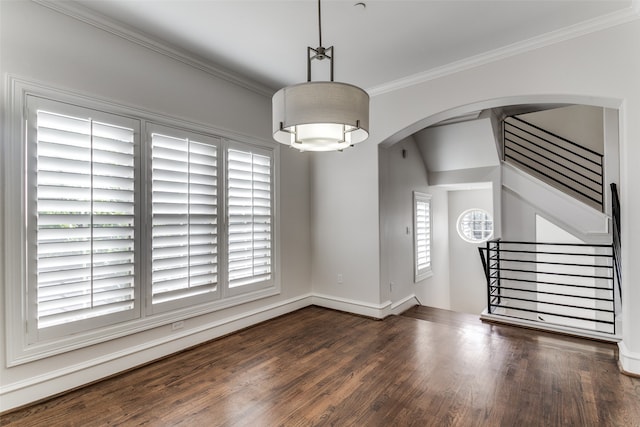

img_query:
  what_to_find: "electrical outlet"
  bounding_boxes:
[171,321,184,331]
[337,274,343,284]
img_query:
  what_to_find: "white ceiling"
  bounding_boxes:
[64,0,635,94]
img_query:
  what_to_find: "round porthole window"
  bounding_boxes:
[457,209,493,243]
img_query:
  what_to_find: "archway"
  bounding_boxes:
[378,97,620,319]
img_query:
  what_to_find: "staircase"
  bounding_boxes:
[480,110,621,341]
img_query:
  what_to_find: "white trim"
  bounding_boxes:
[456,208,494,244]
[31,0,640,99]
[311,294,392,319]
[7,75,275,148]
[618,341,640,376]
[3,75,29,371]
[390,295,420,316]
[0,294,312,413]
[369,6,640,96]
[31,0,274,97]
[480,310,621,343]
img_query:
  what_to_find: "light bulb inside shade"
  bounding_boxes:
[290,123,354,151]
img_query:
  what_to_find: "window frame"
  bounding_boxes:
[225,140,275,297]
[4,78,280,366]
[146,123,223,315]
[413,191,433,282]
[25,96,143,343]
[456,208,494,244]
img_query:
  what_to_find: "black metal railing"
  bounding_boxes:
[503,116,604,210]
[611,183,622,297]
[479,239,616,335]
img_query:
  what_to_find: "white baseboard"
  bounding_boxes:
[310,294,419,318]
[480,310,622,343]
[390,295,420,315]
[311,294,392,319]
[618,341,640,376]
[0,294,312,413]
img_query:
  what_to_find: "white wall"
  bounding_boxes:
[313,18,640,374]
[378,137,428,307]
[378,136,452,312]
[414,118,500,172]
[447,189,493,314]
[0,1,311,411]
[417,186,452,310]
[519,105,604,154]
[501,188,538,241]
[310,140,382,313]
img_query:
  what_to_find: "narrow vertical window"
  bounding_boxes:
[30,99,139,336]
[227,146,273,292]
[414,192,432,282]
[150,127,219,309]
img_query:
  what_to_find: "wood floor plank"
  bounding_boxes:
[2,306,639,426]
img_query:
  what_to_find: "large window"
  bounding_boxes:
[27,98,141,341]
[413,192,432,282]
[6,85,277,364]
[150,125,220,312]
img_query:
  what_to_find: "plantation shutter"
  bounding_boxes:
[35,108,137,330]
[414,192,432,281]
[151,130,219,306]
[227,147,273,289]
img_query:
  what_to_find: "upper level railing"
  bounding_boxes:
[479,239,616,335]
[611,183,622,297]
[503,116,604,211]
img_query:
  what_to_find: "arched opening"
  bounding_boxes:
[379,97,620,337]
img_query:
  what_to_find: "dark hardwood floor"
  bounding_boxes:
[2,305,640,426]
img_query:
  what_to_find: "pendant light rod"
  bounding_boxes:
[317,0,323,47]
[307,0,333,82]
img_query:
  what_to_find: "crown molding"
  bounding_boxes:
[368,4,640,97]
[32,0,640,99]
[32,0,275,97]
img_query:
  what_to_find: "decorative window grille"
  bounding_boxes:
[457,209,494,243]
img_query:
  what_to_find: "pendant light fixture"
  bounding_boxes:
[272,0,370,152]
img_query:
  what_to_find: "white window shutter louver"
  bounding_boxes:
[151,132,219,305]
[35,110,136,329]
[227,148,272,288]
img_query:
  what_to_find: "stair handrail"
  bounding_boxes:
[611,183,622,297]
[503,115,605,210]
